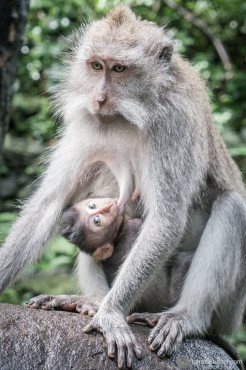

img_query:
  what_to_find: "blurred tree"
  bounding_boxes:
[0,0,30,167]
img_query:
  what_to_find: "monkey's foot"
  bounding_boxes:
[26,294,100,316]
[128,311,187,358]
[83,310,142,369]
[148,312,186,358]
[127,312,162,327]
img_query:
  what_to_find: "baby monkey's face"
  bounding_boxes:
[61,198,124,261]
[75,198,121,234]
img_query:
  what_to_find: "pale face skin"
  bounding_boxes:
[74,197,124,250]
[87,57,128,118]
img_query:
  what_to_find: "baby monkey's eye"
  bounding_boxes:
[94,215,101,226]
[88,202,96,209]
[91,61,103,70]
[112,64,126,73]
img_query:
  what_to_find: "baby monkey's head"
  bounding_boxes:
[61,198,124,261]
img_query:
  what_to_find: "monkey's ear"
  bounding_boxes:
[92,243,114,261]
[159,44,173,63]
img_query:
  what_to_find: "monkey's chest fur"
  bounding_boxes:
[81,120,148,216]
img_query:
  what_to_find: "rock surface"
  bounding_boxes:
[0,303,240,370]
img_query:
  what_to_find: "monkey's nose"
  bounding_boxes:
[100,203,113,213]
[93,96,107,111]
[97,93,107,102]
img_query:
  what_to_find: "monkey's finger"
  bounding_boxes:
[149,331,164,351]
[88,309,96,317]
[83,322,95,333]
[146,318,158,327]
[157,327,182,358]
[163,324,184,358]
[41,304,52,310]
[127,312,159,327]
[26,297,44,308]
[26,301,40,308]
[148,315,169,343]
[126,343,134,368]
[148,323,169,347]
[81,308,89,315]
[127,312,148,324]
[126,313,141,324]
[107,339,116,359]
[75,304,83,313]
[116,340,126,369]
[60,302,76,311]
[156,330,174,358]
[128,331,142,360]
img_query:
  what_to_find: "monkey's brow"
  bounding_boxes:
[85,53,139,67]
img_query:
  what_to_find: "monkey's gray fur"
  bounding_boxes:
[1,5,246,369]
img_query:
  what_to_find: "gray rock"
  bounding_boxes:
[0,303,241,370]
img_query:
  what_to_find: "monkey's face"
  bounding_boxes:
[61,198,124,260]
[64,7,174,129]
[75,198,123,241]
[86,57,127,118]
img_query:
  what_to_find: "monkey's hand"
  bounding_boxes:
[26,294,100,316]
[128,311,187,358]
[83,310,142,369]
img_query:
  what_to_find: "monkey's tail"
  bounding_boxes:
[206,335,245,370]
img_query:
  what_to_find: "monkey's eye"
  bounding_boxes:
[94,215,101,226]
[88,202,96,209]
[112,64,126,73]
[91,61,103,70]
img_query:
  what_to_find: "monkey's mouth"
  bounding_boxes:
[94,112,123,125]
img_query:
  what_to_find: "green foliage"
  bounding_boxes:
[1,0,246,360]
[229,326,246,363]
[0,213,78,305]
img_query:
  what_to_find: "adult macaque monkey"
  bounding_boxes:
[1,4,246,369]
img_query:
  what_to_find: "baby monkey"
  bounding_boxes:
[27,197,193,317]
[61,197,129,262]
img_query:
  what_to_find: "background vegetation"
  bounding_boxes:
[0,0,246,361]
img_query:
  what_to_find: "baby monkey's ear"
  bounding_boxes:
[92,243,114,261]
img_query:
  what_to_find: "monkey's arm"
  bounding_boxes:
[84,106,208,368]
[0,125,94,294]
[83,210,188,368]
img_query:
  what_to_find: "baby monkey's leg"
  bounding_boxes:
[27,294,100,316]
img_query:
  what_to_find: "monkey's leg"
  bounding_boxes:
[128,192,246,358]
[27,294,100,316]
[27,294,80,311]
[75,252,110,315]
